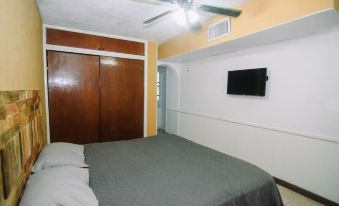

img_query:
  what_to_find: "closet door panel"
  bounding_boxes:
[100,57,144,141]
[48,51,100,144]
[101,37,145,55]
[47,28,102,50]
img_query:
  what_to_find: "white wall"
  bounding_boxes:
[168,29,339,203]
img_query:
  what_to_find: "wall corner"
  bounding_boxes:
[147,41,158,137]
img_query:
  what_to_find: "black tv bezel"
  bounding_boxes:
[227,68,268,97]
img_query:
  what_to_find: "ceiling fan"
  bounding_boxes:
[140,0,242,31]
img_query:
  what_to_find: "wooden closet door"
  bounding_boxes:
[100,57,144,141]
[48,51,100,144]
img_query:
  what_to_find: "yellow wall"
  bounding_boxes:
[0,0,47,143]
[335,0,339,10]
[159,0,336,59]
[147,41,158,136]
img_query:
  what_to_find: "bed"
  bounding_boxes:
[84,134,283,206]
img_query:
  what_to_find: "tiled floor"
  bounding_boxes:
[277,185,324,206]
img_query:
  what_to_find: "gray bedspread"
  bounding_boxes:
[84,134,283,206]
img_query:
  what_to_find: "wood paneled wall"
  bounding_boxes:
[0,90,44,206]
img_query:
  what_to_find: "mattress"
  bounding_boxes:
[84,134,283,206]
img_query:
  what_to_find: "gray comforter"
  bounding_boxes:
[84,134,283,206]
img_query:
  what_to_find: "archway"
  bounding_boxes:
[157,63,181,135]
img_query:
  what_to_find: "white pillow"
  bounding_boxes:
[32,142,88,173]
[20,167,98,206]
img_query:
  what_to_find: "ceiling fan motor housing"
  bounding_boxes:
[172,0,193,10]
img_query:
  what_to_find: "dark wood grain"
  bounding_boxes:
[101,37,145,55]
[274,177,339,206]
[48,51,100,144]
[47,28,102,50]
[100,57,144,141]
[47,28,145,56]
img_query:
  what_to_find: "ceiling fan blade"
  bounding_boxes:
[143,10,173,24]
[197,4,242,17]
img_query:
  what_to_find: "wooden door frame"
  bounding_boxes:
[42,24,150,143]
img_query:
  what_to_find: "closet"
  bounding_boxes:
[47,28,144,144]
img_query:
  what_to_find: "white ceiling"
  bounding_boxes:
[36,0,246,43]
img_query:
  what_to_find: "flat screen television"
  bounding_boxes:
[227,68,267,96]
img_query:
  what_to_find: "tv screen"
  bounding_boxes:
[227,68,267,96]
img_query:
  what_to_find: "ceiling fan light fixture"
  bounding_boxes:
[187,10,199,24]
[173,8,187,26]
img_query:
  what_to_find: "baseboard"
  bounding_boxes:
[273,177,338,206]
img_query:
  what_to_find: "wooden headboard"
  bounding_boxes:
[0,90,44,206]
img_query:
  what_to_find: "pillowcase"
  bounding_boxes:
[19,167,98,206]
[32,142,88,173]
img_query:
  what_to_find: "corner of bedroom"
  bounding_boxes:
[0,0,338,206]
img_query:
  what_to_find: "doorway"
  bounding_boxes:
[157,66,167,134]
[156,63,180,135]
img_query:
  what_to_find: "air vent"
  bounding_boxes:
[208,17,231,41]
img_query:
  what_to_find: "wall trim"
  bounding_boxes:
[166,108,339,144]
[42,25,51,143]
[155,42,159,135]
[274,177,339,206]
[144,42,148,137]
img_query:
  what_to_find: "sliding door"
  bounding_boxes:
[100,57,144,141]
[48,51,100,144]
